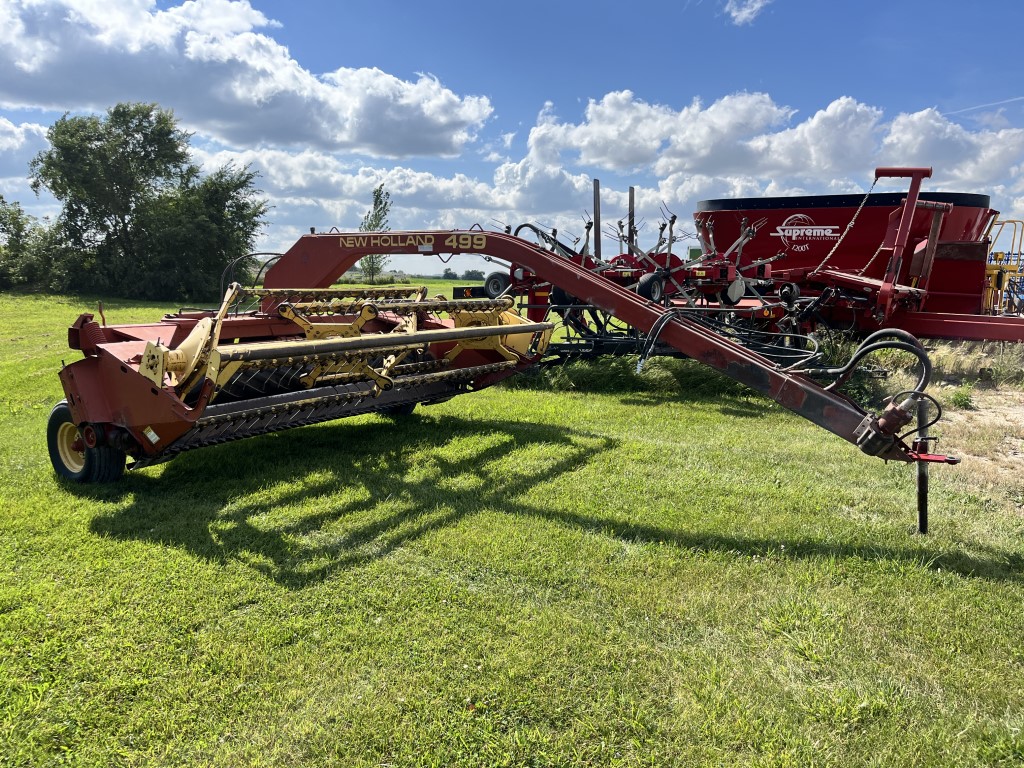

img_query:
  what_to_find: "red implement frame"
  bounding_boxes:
[265,230,951,465]
[695,167,1006,342]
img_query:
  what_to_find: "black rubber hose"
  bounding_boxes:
[894,390,943,440]
[857,327,926,352]
[797,337,931,393]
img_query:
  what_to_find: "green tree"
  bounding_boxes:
[462,269,484,281]
[132,165,268,300]
[0,197,72,291]
[358,183,391,284]
[0,196,36,288]
[27,102,267,299]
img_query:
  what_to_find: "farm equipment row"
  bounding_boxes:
[52,202,962,535]
[477,168,1017,363]
[58,164,1024,530]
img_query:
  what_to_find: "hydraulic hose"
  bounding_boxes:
[895,390,943,440]
[795,328,932,393]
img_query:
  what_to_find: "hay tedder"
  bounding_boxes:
[50,214,962,529]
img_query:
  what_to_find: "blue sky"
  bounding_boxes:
[2,0,1023,274]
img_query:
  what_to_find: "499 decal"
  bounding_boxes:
[444,233,487,250]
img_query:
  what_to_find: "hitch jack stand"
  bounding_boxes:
[914,434,929,534]
[913,398,933,534]
[907,407,960,534]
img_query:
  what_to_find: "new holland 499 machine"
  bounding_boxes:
[52,167,992,532]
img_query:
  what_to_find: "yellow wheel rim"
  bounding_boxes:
[56,421,86,474]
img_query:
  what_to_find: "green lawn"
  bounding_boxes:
[2,291,1023,766]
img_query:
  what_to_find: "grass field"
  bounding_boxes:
[2,290,1024,766]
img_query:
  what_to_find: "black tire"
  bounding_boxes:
[379,402,417,417]
[637,272,666,304]
[718,289,741,306]
[484,272,511,299]
[90,445,126,483]
[47,400,126,483]
[549,285,579,309]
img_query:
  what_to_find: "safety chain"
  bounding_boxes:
[855,241,887,276]
[810,178,878,274]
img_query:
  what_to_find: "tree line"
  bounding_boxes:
[442,268,485,281]
[0,101,481,299]
[0,103,270,301]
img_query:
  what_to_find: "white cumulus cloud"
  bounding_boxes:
[0,0,492,157]
[880,108,1024,189]
[724,0,773,25]
[190,87,1024,250]
[0,118,48,188]
[518,91,794,177]
[747,97,885,178]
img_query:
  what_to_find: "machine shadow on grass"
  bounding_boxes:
[509,358,770,416]
[89,415,619,588]
[84,409,1024,590]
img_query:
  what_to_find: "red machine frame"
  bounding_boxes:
[262,230,950,464]
[693,167,1011,342]
[55,228,951,467]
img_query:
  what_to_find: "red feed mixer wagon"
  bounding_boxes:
[692,167,1021,342]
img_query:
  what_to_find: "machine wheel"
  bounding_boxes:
[719,278,746,306]
[380,402,417,417]
[549,285,579,309]
[637,272,666,304]
[47,401,126,483]
[484,272,511,299]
